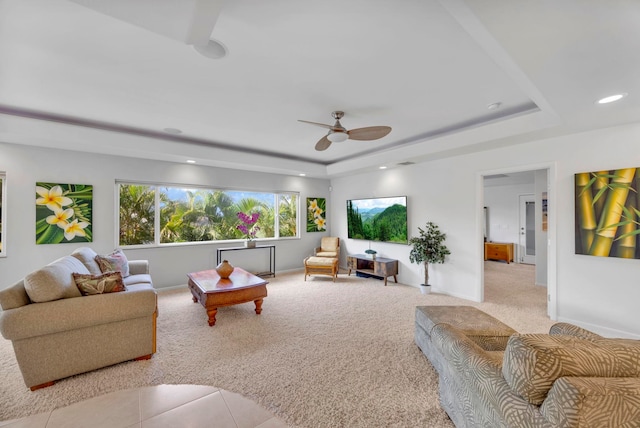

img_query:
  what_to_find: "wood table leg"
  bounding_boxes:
[207,308,218,326]
[192,295,198,303]
[254,298,263,315]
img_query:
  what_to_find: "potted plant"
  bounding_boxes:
[409,222,450,293]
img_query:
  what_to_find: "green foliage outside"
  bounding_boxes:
[119,184,155,245]
[119,184,297,246]
[347,201,407,243]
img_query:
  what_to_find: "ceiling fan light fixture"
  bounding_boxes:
[327,131,349,143]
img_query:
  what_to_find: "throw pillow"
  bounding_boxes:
[73,271,126,295]
[95,249,130,277]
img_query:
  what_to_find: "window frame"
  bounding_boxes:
[116,181,300,249]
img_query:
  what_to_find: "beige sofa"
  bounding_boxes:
[415,306,640,427]
[0,247,157,390]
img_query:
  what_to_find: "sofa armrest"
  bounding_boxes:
[128,260,149,275]
[0,287,157,341]
[0,281,30,310]
[431,323,553,427]
[541,377,640,427]
[549,322,602,340]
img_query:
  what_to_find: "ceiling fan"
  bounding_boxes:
[298,111,392,151]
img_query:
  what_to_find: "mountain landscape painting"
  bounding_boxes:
[347,196,407,244]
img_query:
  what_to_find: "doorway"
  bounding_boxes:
[519,194,536,264]
[481,166,556,320]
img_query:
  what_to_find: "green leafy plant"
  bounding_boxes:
[408,221,450,286]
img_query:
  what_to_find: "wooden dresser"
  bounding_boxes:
[484,242,514,264]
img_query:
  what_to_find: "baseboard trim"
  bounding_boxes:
[556,316,640,339]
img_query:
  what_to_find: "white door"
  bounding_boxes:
[518,194,536,264]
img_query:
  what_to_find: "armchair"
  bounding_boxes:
[314,236,340,258]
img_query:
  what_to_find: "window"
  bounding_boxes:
[0,173,5,257]
[119,184,155,246]
[117,182,299,247]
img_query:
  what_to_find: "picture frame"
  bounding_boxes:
[36,182,93,244]
[306,197,326,232]
[574,168,639,258]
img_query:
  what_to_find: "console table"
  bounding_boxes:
[347,254,398,286]
[216,245,276,278]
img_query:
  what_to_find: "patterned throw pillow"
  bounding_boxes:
[95,249,130,277]
[73,271,126,295]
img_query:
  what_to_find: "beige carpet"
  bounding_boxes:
[0,261,550,427]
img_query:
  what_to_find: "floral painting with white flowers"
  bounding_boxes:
[306,197,326,232]
[36,183,93,244]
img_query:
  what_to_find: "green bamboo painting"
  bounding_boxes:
[36,183,93,244]
[575,168,640,258]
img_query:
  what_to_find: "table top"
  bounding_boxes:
[187,267,268,294]
[350,254,397,263]
[216,245,275,251]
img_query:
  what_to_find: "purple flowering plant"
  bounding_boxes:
[236,211,260,241]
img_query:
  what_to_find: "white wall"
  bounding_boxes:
[0,143,331,289]
[331,122,640,339]
[484,182,534,248]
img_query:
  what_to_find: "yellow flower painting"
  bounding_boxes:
[36,183,93,244]
[307,197,326,232]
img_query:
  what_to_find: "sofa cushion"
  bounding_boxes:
[502,334,640,405]
[123,274,152,287]
[71,247,102,275]
[24,256,86,303]
[320,237,339,251]
[540,377,640,427]
[73,271,126,295]
[415,306,517,351]
[95,249,130,277]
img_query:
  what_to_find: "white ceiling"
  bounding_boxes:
[1,0,639,178]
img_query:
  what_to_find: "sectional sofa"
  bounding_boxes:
[415,305,640,427]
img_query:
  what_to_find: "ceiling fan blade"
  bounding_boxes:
[298,119,336,131]
[347,126,392,141]
[315,135,332,151]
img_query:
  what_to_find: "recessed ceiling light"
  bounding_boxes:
[299,173,306,176]
[487,102,502,110]
[163,128,182,134]
[186,160,196,164]
[597,93,628,104]
[194,39,227,59]
[379,166,387,170]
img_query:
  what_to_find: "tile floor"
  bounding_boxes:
[0,384,288,428]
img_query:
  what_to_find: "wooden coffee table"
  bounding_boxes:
[187,268,268,326]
